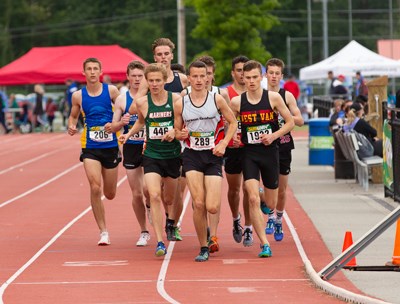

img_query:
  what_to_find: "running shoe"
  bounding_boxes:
[243,228,254,247]
[258,243,272,258]
[265,217,275,235]
[98,231,110,246]
[155,241,167,257]
[166,223,176,241]
[146,205,152,225]
[174,227,183,241]
[233,215,243,243]
[195,249,209,262]
[208,236,219,253]
[274,222,284,241]
[136,231,150,246]
[260,201,270,215]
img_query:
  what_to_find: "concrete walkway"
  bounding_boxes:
[290,135,400,304]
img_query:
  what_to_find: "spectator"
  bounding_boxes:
[331,74,348,99]
[0,90,11,134]
[343,103,382,157]
[283,74,300,100]
[327,70,336,95]
[32,84,48,131]
[355,71,368,97]
[45,97,57,132]
[65,79,78,115]
[102,74,112,84]
[329,98,345,132]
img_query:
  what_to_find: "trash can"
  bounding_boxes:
[308,118,334,165]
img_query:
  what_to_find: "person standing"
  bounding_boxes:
[263,58,304,241]
[105,61,151,247]
[175,60,237,261]
[229,60,294,257]
[121,63,181,257]
[68,57,121,246]
[45,97,57,132]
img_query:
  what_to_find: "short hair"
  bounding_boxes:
[188,61,207,74]
[126,60,145,75]
[83,57,102,70]
[243,60,263,74]
[152,38,175,53]
[171,63,186,74]
[144,63,168,81]
[197,55,216,72]
[266,58,285,72]
[231,55,249,70]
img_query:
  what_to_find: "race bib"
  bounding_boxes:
[89,126,113,142]
[246,124,272,144]
[189,131,215,150]
[148,121,173,140]
[129,126,146,141]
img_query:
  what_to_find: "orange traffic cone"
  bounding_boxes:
[389,219,400,266]
[342,231,357,266]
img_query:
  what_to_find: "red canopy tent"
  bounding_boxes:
[0,45,148,85]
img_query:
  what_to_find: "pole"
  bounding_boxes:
[177,0,186,66]
[348,0,352,41]
[322,0,329,58]
[389,0,395,93]
[286,36,292,76]
[307,0,313,64]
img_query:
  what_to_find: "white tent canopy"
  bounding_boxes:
[299,40,400,81]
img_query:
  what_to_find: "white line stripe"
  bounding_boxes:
[157,190,191,304]
[0,176,127,304]
[15,278,307,285]
[0,146,72,175]
[284,212,391,304]
[0,163,82,209]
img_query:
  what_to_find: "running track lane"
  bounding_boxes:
[0,132,374,303]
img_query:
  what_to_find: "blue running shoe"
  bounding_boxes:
[195,249,209,262]
[258,243,272,258]
[260,201,270,215]
[155,241,167,257]
[274,222,284,241]
[265,218,275,234]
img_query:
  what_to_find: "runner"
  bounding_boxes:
[263,58,304,241]
[229,60,294,257]
[120,63,181,257]
[104,60,151,246]
[174,60,237,261]
[68,57,121,245]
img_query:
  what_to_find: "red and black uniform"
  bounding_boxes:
[240,89,279,189]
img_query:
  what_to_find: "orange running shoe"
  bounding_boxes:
[208,236,219,253]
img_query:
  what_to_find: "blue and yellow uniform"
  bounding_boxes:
[79,83,120,169]
[80,83,117,149]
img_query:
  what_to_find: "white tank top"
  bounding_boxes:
[182,91,221,151]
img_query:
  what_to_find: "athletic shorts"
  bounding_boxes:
[279,149,292,176]
[182,148,223,177]
[224,147,244,174]
[123,143,144,169]
[80,147,121,169]
[242,144,279,189]
[142,155,181,179]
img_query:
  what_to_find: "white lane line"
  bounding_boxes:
[0,146,72,175]
[157,190,191,304]
[14,278,307,285]
[0,163,82,209]
[0,175,127,304]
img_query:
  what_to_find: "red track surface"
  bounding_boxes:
[0,132,362,303]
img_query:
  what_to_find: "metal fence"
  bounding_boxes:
[385,106,400,203]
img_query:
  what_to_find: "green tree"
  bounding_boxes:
[186,0,280,85]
